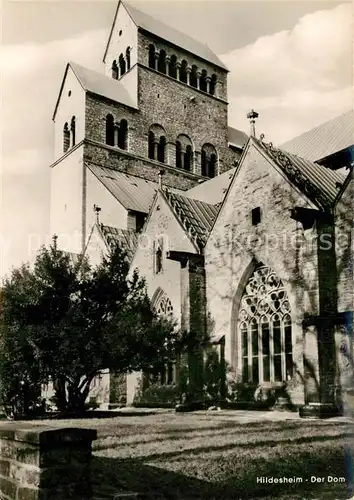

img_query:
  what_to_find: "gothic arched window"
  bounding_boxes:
[112,60,118,79]
[175,141,182,169]
[176,134,193,171]
[70,116,76,147]
[126,47,131,70]
[106,114,115,146]
[148,44,156,69]
[118,119,128,150]
[154,291,175,385]
[119,53,126,76]
[63,122,70,153]
[237,264,293,384]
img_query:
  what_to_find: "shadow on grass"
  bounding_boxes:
[93,432,354,499]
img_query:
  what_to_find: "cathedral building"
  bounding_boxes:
[49,0,353,413]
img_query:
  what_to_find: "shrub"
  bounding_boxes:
[133,383,178,407]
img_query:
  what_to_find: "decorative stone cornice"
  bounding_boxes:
[259,135,332,210]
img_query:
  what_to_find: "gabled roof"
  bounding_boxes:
[228,127,248,149]
[100,225,138,263]
[255,137,347,210]
[280,110,354,162]
[87,164,158,213]
[186,167,236,205]
[53,62,137,119]
[163,190,220,249]
[104,1,227,71]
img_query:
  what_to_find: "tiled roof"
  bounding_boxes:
[228,127,248,149]
[70,62,137,109]
[105,1,227,71]
[164,190,219,249]
[100,225,138,262]
[255,137,347,210]
[280,111,354,162]
[186,168,236,205]
[87,165,158,213]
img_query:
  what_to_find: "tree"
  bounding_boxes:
[0,237,178,416]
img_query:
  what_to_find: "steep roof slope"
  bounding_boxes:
[280,111,354,162]
[100,225,138,262]
[186,168,236,205]
[164,190,219,249]
[53,62,137,119]
[255,137,347,209]
[105,1,227,70]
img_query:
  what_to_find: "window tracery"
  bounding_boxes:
[237,264,293,384]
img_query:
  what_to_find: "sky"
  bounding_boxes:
[1,0,353,279]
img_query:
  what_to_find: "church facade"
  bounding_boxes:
[49,1,353,412]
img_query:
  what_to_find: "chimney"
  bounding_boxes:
[158,169,165,190]
[247,109,259,137]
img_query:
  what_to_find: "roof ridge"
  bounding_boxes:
[122,1,227,70]
[256,137,336,210]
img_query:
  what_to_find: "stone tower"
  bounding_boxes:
[49,0,242,255]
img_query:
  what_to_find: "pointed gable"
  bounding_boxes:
[53,62,137,121]
[164,190,219,250]
[104,1,227,71]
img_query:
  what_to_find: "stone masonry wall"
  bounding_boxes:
[84,140,202,191]
[137,31,228,101]
[0,424,97,500]
[137,65,233,175]
[205,142,323,406]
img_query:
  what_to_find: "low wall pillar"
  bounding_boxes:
[0,423,97,499]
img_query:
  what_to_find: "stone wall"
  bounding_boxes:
[0,423,97,500]
[84,140,202,191]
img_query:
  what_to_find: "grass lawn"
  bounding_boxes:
[30,411,353,499]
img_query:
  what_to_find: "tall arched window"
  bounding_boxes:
[190,65,198,88]
[153,289,175,385]
[119,53,126,76]
[126,47,131,70]
[70,116,76,147]
[201,143,217,178]
[148,44,156,69]
[237,264,293,384]
[180,60,188,83]
[176,134,193,171]
[175,141,182,169]
[169,55,177,79]
[148,125,166,162]
[63,122,70,153]
[184,145,193,171]
[148,131,155,159]
[158,136,166,163]
[118,119,128,150]
[199,69,207,92]
[106,114,115,146]
[112,60,118,79]
[209,74,217,95]
[157,49,167,74]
